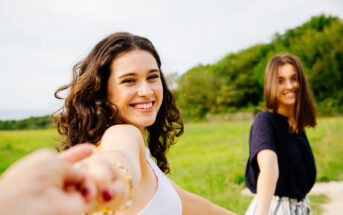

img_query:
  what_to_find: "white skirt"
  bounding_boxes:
[245,196,312,215]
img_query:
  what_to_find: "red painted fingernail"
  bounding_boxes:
[102,190,112,201]
[81,187,89,197]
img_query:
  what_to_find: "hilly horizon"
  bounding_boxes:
[175,14,343,120]
[2,14,343,127]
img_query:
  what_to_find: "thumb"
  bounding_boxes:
[54,191,95,215]
[58,144,96,164]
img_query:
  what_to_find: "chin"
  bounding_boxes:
[136,119,157,128]
[280,98,296,106]
[284,102,296,107]
[144,121,156,127]
[287,100,296,106]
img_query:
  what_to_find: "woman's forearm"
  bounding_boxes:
[97,124,145,187]
[171,181,236,215]
[256,150,279,215]
[183,191,236,215]
[256,169,278,215]
[78,125,145,212]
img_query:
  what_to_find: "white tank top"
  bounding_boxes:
[138,148,182,215]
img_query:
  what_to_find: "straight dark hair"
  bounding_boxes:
[264,53,317,132]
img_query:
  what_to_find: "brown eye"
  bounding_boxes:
[121,78,135,84]
[148,74,159,80]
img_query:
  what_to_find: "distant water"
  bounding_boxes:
[0,109,53,121]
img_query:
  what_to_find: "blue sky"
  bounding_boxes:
[1,0,342,119]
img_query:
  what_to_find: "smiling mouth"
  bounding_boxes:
[283,91,296,97]
[131,101,154,109]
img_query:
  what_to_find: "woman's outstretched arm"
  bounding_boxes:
[255,149,279,215]
[96,124,145,187]
[79,124,147,213]
[171,181,237,215]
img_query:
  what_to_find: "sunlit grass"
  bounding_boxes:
[309,194,329,215]
[0,129,58,173]
[0,117,342,214]
[167,117,343,214]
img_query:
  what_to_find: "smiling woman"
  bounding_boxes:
[245,53,317,215]
[275,64,298,107]
[53,32,236,215]
[107,50,163,134]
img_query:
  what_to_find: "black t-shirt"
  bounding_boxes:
[245,111,316,200]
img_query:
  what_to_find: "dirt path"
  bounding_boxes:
[309,181,343,215]
[241,181,343,215]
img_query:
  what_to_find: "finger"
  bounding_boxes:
[86,157,116,203]
[79,175,98,202]
[106,175,130,209]
[54,192,95,215]
[63,163,99,205]
[59,144,96,164]
[63,163,86,186]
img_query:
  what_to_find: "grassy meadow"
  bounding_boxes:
[0,117,342,214]
[167,117,343,214]
[0,129,58,173]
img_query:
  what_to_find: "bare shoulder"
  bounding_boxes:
[100,124,145,150]
[104,124,142,138]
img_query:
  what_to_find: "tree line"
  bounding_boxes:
[1,14,342,129]
[0,115,54,130]
[174,14,343,120]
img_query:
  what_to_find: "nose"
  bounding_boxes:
[138,81,153,97]
[286,79,294,89]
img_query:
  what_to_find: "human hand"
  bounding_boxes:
[78,155,132,213]
[0,144,96,215]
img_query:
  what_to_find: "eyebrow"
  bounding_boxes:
[278,73,297,78]
[118,69,160,79]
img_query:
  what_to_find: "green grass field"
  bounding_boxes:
[167,117,343,214]
[0,117,342,214]
[0,129,58,173]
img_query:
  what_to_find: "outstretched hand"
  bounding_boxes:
[0,144,97,215]
[76,155,131,214]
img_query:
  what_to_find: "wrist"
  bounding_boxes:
[114,162,133,209]
[93,162,134,214]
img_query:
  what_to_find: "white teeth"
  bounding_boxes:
[284,92,295,96]
[134,103,153,109]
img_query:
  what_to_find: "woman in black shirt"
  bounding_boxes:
[245,53,317,215]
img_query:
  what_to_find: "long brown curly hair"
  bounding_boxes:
[53,32,183,173]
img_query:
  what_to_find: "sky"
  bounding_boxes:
[0,0,342,120]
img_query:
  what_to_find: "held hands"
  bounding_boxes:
[0,144,97,215]
[0,143,132,215]
[75,155,133,214]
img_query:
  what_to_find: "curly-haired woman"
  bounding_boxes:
[54,32,235,215]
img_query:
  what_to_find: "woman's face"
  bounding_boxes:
[107,49,163,132]
[276,63,299,110]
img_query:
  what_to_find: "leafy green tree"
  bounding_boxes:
[175,14,343,119]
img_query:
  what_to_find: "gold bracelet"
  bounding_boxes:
[85,209,115,215]
[113,162,133,209]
